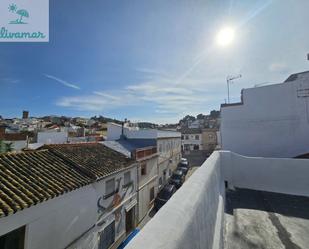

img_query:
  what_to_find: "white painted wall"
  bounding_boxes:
[221,74,309,157]
[181,133,202,150]
[37,131,68,144]
[157,138,181,187]
[137,156,158,223]
[127,152,224,249]
[107,123,123,140]
[0,166,138,249]
[221,151,309,197]
[127,150,309,249]
[106,123,180,141]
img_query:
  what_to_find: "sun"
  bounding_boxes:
[216,27,235,47]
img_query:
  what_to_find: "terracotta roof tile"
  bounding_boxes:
[45,143,135,179]
[0,150,92,218]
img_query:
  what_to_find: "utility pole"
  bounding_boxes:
[226,74,242,103]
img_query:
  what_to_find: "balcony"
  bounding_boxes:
[126,151,309,249]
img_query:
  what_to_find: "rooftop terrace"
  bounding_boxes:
[126,151,309,249]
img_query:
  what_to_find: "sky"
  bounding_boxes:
[1,0,309,123]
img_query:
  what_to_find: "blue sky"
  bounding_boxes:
[1,0,309,123]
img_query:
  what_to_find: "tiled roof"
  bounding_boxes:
[178,128,202,134]
[0,150,92,218]
[45,143,135,179]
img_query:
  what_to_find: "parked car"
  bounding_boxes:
[169,170,185,189]
[177,166,189,175]
[154,184,177,211]
[181,158,188,164]
[178,161,189,169]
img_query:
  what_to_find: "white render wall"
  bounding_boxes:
[0,166,138,249]
[181,133,202,150]
[221,151,309,197]
[127,152,225,249]
[106,123,181,141]
[221,75,309,158]
[37,131,68,144]
[127,150,309,249]
[137,156,158,223]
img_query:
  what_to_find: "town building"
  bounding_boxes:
[106,123,181,189]
[221,70,309,158]
[179,128,202,151]
[201,128,218,152]
[102,139,158,225]
[0,143,138,249]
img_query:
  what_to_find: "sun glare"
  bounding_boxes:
[216,27,235,47]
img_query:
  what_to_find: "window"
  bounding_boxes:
[99,221,115,249]
[0,226,25,249]
[181,135,184,140]
[209,134,213,139]
[105,178,115,198]
[185,135,189,140]
[124,171,131,185]
[159,144,162,152]
[141,163,147,175]
[150,187,155,202]
[195,135,199,140]
[194,145,199,150]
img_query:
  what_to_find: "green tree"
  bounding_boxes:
[0,140,14,153]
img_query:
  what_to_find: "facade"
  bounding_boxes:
[37,130,68,144]
[157,133,182,188]
[179,128,202,151]
[0,143,138,249]
[201,128,218,152]
[103,139,159,225]
[221,70,309,158]
[106,123,181,190]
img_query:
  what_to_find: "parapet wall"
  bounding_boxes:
[127,151,309,249]
[221,151,309,197]
[126,152,225,249]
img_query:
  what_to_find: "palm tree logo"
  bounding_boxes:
[8,3,29,24]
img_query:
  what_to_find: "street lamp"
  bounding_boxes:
[226,74,242,103]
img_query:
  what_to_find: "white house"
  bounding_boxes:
[221,70,309,158]
[0,143,138,249]
[179,128,203,151]
[106,123,181,189]
[103,139,159,225]
[37,130,68,144]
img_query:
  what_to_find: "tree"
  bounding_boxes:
[210,110,220,118]
[197,113,205,120]
[0,140,14,153]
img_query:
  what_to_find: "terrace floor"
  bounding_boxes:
[225,188,309,249]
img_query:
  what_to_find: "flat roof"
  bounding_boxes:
[225,188,309,249]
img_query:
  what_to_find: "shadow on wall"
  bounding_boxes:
[225,188,309,220]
